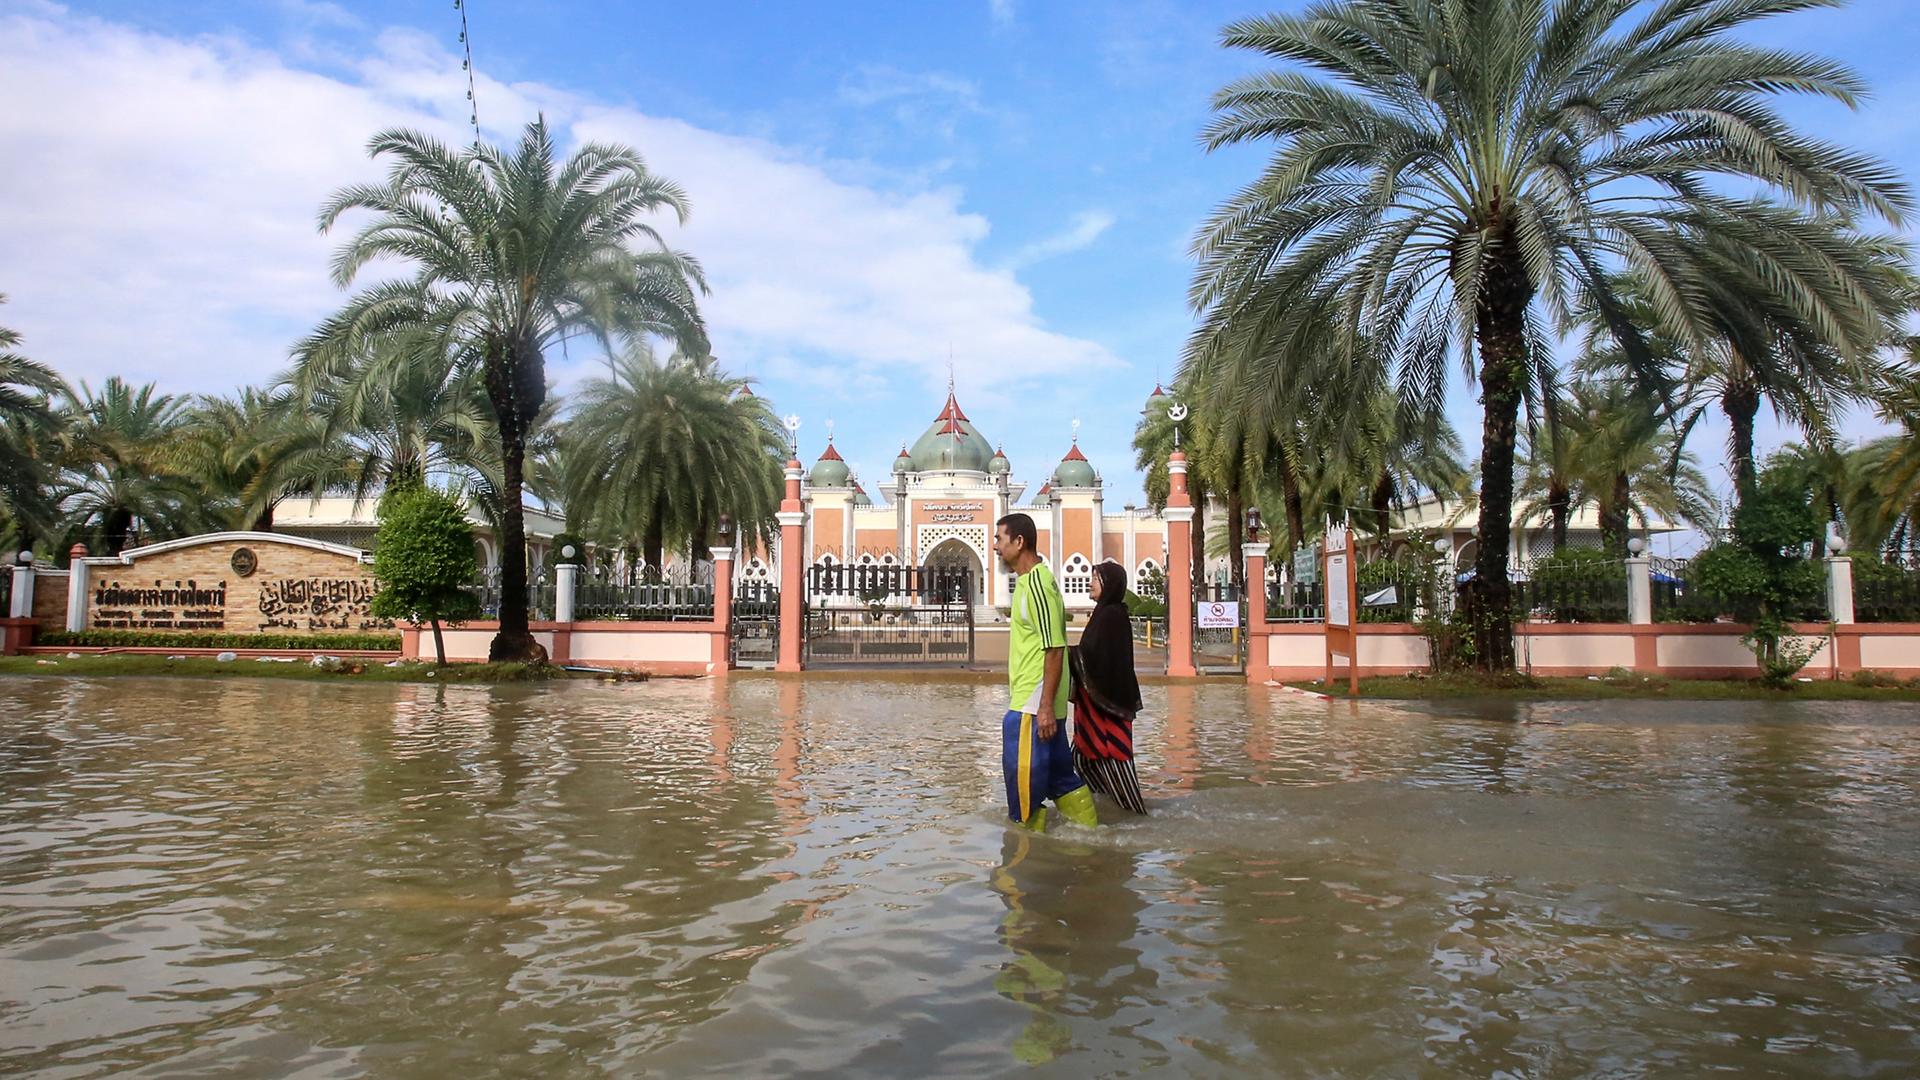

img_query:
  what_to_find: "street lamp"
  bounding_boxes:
[718,514,733,543]
[1245,507,1263,542]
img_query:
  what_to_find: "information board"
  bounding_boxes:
[1326,553,1350,627]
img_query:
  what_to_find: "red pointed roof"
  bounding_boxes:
[896,445,912,458]
[1061,442,1087,462]
[817,440,844,461]
[1149,383,1166,397]
[934,389,969,435]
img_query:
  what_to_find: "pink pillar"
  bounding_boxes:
[1165,451,1196,677]
[1244,542,1269,683]
[712,545,735,672]
[776,461,806,672]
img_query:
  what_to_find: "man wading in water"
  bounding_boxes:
[994,513,1097,832]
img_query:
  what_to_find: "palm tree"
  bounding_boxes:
[0,296,68,549]
[170,386,346,531]
[1661,213,1908,509]
[1188,0,1908,668]
[559,346,783,581]
[298,118,708,661]
[1523,380,1718,555]
[1517,394,1582,553]
[1844,369,1920,555]
[57,378,200,555]
[289,330,496,505]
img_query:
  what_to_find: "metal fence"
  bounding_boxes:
[575,582,716,621]
[466,575,555,621]
[1265,579,1323,623]
[1516,557,1628,623]
[1855,563,1920,623]
[1650,555,1827,623]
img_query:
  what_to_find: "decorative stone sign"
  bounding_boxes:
[86,533,390,635]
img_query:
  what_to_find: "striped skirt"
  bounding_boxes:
[1071,688,1147,815]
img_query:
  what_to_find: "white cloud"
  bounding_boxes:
[1005,210,1117,268]
[989,0,1016,26]
[0,6,1117,402]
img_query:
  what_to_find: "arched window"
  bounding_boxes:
[1060,553,1093,599]
[1134,558,1164,600]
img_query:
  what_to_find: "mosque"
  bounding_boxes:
[751,384,1185,613]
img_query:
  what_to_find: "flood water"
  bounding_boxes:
[2,675,1918,1077]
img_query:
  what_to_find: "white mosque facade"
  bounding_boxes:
[775,386,1176,612]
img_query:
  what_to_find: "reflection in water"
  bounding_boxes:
[1,677,1918,1076]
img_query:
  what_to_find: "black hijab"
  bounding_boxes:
[1072,561,1142,720]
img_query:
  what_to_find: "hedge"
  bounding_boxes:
[35,629,403,651]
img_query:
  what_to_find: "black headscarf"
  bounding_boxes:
[1071,561,1142,720]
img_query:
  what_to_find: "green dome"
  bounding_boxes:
[1052,442,1097,488]
[892,446,912,474]
[809,441,850,488]
[987,446,1010,476]
[907,390,994,473]
[1030,483,1052,507]
[1143,382,1168,415]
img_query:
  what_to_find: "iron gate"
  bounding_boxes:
[730,581,780,668]
[1193,581,1246,674]
[805,564,975,666]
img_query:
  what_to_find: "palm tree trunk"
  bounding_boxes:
[1370,474,1394,537]
[431,617,446,666]
[1226,490,1245,595]
[1280,447,1305,570]
[1724,378,1760,514]
[1548,481,1570,553]
[1465,251,1532,672]
[104,508,134,556]
[1599,472,1631,555]
[483,341,544,663]
[252,502,275,532]
[643,512,665,583]
[1190,483,1207,595]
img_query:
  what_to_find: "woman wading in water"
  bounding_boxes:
[1070,561,1146,814]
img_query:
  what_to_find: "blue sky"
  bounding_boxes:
[3,0,1916,514]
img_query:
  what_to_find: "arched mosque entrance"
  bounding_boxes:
[925,538,986,607]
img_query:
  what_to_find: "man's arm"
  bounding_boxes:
[1037,646,1065,739]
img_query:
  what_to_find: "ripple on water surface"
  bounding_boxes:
[2,676,1918,1077]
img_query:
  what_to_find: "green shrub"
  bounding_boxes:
[372,484,482,665]
[1124,590,1167,619]
[37,629,402,650]
[1355,559,1428,623]
[1683,544,1769,622]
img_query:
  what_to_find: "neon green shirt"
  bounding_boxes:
[1009,561,1070,716]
